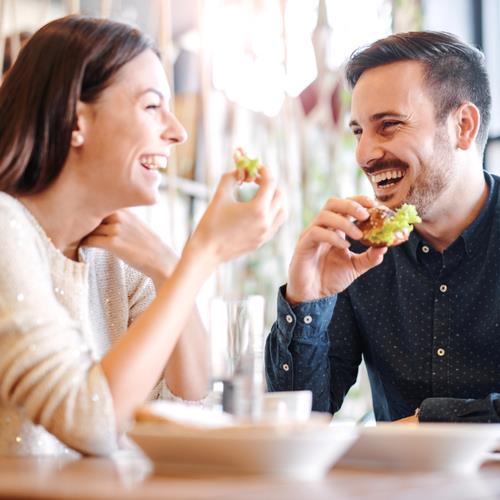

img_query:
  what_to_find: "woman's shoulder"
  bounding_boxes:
[0,192,44,242]
[0,191,26,218]
[0,194,52,288]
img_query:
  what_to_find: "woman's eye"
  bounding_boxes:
[352,128,362,137]
[146,103,161,110]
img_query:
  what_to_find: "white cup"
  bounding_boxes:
[262,390,313,423]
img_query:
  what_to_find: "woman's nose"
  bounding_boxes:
[163,111,188,145]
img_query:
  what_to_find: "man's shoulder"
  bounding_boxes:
[486,172,500,216]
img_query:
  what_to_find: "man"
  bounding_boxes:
[265,31,500,423]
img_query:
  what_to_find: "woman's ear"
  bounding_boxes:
[454,102,480,151]
[71,101,91,148]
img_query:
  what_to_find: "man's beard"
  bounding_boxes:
[405,127,455,218]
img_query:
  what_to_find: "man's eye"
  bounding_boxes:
[146,103,160,110]
[351,128,362,136]
[381,121,401,130]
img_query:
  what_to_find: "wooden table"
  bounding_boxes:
[1,452,499,499]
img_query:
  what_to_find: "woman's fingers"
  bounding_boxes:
[251,167,278,206]
[268,201,288,237]
[85,223,115,237]
[81,234,109,249]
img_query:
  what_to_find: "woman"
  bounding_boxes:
[0,16,285,456]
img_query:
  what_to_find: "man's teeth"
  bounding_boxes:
[371,169,404,189]
[141,155,168,170]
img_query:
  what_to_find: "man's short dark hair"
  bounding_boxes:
[345,31,491,154]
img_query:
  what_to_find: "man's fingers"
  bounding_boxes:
[305,226,351,249]
[347,195,379,209]
[351,246,387,275]
[322,197,373,222]
[314,210,363,241]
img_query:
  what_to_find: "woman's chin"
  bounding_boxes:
[124,189,160,208]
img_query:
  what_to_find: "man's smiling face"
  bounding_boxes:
[349,60,456,217]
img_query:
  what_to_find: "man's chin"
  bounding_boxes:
[375,192,406,209]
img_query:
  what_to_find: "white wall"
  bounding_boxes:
[421,0,474,43]
[0,0,64,34]
[422,0,500,171]
[482,0,500,137]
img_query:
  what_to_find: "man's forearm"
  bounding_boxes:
[265,285,337,411]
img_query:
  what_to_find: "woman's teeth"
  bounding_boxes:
[371,169,405,189]
[140,154,168,171]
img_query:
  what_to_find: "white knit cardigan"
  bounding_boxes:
[0,192,157,456]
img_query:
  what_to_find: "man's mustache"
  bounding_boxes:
[362,159,409,175]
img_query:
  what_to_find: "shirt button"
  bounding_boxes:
[285,315,293,324]
[439,284,448,293]
[437,348,446,357]
[422,245,430,253]
[304,315,312,324]
[282,363,290,372]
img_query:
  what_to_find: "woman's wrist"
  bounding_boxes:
[181,236,219,279]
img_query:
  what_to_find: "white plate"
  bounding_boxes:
[337,423,500,472]
[129,419,357,480]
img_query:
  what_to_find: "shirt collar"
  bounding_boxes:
[461,171,496,256]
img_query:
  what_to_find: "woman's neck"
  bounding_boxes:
[18,183,109,261]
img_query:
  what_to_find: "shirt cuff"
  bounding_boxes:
[276,284,336,342]
[419,394,500,423]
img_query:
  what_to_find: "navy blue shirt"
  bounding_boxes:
[265,171,500,422]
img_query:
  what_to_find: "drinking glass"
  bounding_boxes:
[208,295,265,415]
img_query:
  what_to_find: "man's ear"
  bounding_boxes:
[454,102,480,151]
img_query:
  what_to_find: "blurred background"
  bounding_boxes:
[1,0,499,420]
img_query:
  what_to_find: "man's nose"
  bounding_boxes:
[162,111,188,145]
[356,133,384,167]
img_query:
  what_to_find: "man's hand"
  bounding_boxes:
[82,209,177,288]
[394,415,419,424]
[286,195,387,304]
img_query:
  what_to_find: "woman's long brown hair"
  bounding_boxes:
[0,15,156,195]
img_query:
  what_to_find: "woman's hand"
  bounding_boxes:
[188,167,287,265]
[286,195,387,304]
[81,209,177,288]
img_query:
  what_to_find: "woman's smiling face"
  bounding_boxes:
[73,49,187,210]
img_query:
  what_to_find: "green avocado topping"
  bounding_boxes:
[234,149,260,179]
[366,204,422,245]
